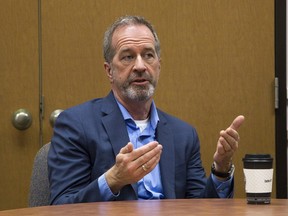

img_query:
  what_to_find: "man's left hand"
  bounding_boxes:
[213,115,245,173]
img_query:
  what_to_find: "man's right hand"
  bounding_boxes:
[105,141,162,194]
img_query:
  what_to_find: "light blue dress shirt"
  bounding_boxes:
[98,100,233,200]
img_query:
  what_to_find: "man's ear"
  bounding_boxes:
[104,62,113,81]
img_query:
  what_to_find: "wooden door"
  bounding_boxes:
[42,0,275,199]
[0,0,39,210]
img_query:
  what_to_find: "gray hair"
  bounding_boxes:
[103,15,161,63]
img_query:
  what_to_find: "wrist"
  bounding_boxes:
[211,162,235,178]
[105,169,123,194]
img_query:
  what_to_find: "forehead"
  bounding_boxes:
[112,25,156,51]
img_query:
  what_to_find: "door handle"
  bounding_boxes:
[49,109,63,127]
[12,108,32,130]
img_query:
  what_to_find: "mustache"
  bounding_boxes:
[127,72,153,83]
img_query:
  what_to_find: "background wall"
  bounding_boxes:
[0,0,276,210]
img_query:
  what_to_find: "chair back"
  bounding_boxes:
[29,143,51,207]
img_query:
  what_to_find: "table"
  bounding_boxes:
[0,199,287,216]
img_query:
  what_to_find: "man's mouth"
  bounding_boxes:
[131,79,149,85]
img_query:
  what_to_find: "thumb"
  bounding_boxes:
[229,115,245,130]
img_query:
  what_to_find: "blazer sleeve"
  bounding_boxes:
[185,127,234,198]
[48,109,103,204]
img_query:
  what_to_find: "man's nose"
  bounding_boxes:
[133,56,147,71]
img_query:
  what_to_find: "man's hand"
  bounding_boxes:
[213,115,245,173]
[105,141,162,194]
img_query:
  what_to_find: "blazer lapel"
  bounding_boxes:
[100,92,138,198]
[101,92,130,155]
[156,111,176,199]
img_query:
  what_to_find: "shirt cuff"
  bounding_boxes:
[98,173,120,201]
[211,174,233,198]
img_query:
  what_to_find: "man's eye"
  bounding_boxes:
[144,53,155,59]
[122,55,134,61]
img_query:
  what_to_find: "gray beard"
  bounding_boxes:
[123,84,155,102]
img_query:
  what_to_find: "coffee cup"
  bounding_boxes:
[242,154,273,204]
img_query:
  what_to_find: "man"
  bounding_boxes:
[48,15,245,204]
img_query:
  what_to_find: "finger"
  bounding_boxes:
[229,115,245,130]
[221,128,239,143]
[132,141,159,158]
[119,142,134,154]
[220,130,239,150]
[134,144,162,167]
[216,143,226,155]
[142,147,162,170]
[139,149,162,174]
[225,128,240,141]
[219,136,233,152]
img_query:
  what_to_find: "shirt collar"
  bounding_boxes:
[115,98,159,130]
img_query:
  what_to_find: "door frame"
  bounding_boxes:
[275,0,287,198]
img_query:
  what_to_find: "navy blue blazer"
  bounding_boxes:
[48,91,233,204]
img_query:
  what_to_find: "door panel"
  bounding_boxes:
[41,0,110,142]
[0,0,39,210]
[42,0,275,198]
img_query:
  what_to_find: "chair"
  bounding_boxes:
[29,142,51,207]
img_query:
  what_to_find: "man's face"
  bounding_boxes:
[104,25,161,102]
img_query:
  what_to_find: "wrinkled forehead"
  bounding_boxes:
[111,25,156,50]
